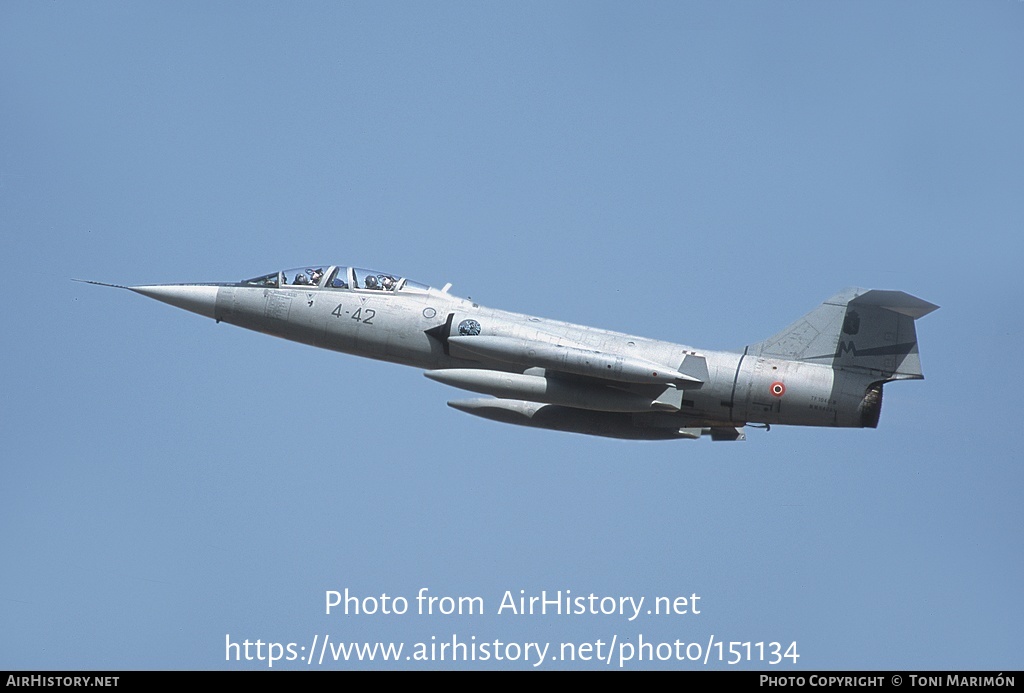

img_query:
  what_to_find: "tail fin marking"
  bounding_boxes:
[748,288,938,380]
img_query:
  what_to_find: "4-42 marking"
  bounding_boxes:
[333,303,374,324]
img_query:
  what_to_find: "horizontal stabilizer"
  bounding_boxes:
[849,290,938,319]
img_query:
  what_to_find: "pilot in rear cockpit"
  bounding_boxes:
[310,268,324,285]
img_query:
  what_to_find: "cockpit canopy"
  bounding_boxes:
[241,266,431,293]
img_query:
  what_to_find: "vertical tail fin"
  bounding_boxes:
[748,288,939,380]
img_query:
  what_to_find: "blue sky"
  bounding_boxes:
[2,1,1021,670]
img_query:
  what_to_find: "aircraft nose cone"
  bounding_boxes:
[130,284,219,319]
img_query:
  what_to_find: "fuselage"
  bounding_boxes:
[154,265,879,434]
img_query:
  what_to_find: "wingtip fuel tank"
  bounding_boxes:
[426,368,680,413]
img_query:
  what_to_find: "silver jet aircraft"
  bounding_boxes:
[83,265,937,441]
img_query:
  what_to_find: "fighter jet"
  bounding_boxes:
[81,265,937,441]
